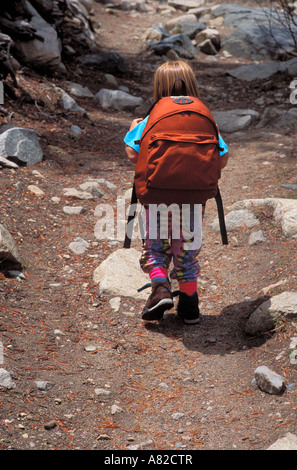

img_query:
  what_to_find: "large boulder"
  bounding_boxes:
[223,23,297,60]
[14,1,61,71]
[212,209,259,233]
[0,224,22,267]
[212,3,297,60]
[256,108,297,132]
[267,433,297,450]
[0,127,43,166]
[148,33,199,59]
[227,57,297,81]
[212,4,271,28]
[245,292,297,335]
[212,109,259,133]
[78,52,126,74]
[93,248,149,300]
[228,198,297,238]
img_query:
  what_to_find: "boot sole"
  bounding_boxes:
[180,315,200,325]
[142,299,174,321]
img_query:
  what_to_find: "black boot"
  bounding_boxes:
[177,292,200,325]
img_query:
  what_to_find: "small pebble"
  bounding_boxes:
[97,434,111,440]
[84,344,97,352]
[44,420,57,430]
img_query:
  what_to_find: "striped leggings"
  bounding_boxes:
[140,204,204,284]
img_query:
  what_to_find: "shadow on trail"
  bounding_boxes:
[144,296,272,356]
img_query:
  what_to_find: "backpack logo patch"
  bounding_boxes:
[172,96,194,105]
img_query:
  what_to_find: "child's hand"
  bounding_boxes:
[129,118,143,131]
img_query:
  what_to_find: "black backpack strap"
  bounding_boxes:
[215,187,228,245]
[123,183,138,248]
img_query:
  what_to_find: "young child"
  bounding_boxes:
[124,60,229,325]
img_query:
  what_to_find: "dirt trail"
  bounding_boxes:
[0,1,296,452]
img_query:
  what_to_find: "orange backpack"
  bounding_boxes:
[134,96,222,205]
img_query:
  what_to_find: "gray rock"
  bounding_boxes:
[171,412,185,420]
[35,380,54,391]
[228,58,297,81]
[284,57,297,76]
[63,187,94,200]
[0,368,16,389]
[254,365,286,395]
[257,108,297,131]
[281,184,297,191]
[111,404,123,415]
[196,27,221,49]
[245,292,297,335]
[0,156,19,168]
[93,248,149,300]
[109,297,121,312]
[228,62,281,81]
[63,206,86,215]
[249,230,265,246]
[95,178,116,190]
[212,4,270,28]
[0,127,43,166]
[149,33,199,59]
[28,185,45,196]
[79,52,126,74]
[212,3,297,60]
[8,270,26,280]
[0,223,22,266]
[274,199,297,238]
[198,39,218,55]
[66,81,94,98]
[44,420,57,430]
[212,109,259,133]
[228,198,297,238]
[84,344,97,352]
[96,88,143,111]
[289,350,297,365]
[71,125,82,135]
[14,1,61,71]
[222,16,297,60]
[180,22,206,39]
[165,14,199,30]
[168,0,205,11]
[104,73,118,88]
[79,181,104,198]
[212,209,259,233]
[79,0,94,14]
[142,26,168,42]
[267,433,297,450]
[68,237,90,255]
[94,388,111,397]
[57,87,87,115]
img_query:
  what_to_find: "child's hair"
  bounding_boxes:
[153,60,200,101]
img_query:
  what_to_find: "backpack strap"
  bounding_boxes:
[215,187,228,245]
[123,182,138,249]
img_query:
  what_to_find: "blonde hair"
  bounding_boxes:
[153,60,200,101]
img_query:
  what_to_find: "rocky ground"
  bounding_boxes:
[0,0,297,453]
